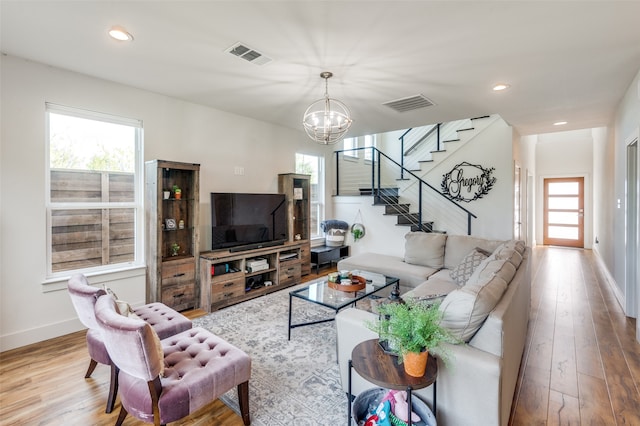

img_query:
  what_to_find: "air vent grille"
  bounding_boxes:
[225,42,272,65]
[383,94,435,113]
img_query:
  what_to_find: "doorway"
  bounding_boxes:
[543,177,584,247]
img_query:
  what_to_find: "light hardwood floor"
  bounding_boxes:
[1,246,639,425]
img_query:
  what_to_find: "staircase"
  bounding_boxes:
[358,186,434,231]
[336,115,495,235]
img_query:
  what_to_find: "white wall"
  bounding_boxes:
[0,55,335,350]
[612,68,640,319]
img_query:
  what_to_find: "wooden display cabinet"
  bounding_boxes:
[145,160,200,311]
[278,173,311,276]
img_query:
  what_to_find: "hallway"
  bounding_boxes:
[511,246,640,424]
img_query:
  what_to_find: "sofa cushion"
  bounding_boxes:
[404,269,459,300]
[449,248,490,286]
[338,252,438,287]
[404,232,447,269]
[439,271,509,342]
[443,235,503,269]
[467,256,517,288]
[493,246,523,269]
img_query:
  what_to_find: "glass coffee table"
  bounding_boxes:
[288,270,400,340]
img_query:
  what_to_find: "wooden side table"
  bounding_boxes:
[348,339,437,426]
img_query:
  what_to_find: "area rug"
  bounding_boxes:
[193,284,350,425]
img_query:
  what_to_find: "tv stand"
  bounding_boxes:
[199,241,308,312]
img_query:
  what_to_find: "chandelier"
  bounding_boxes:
[302,72,353,144]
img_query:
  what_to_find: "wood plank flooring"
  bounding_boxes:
[510,246,640,425]
[1,247,638,425]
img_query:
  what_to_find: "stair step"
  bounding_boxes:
[373,195,399,205]
[430,150,446,154]
[442,139,460,143]
[359,187,399,196]
[456,127,474,132]
[409,222,434,232]
[381,204,410,215]
[418,159,434,164]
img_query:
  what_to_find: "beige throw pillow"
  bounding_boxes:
[449,248,489,286]
[146,324,165,377]
[404,232,447,269]
[439,273,509,342]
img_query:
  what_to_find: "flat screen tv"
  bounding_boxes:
[211,192,288,252]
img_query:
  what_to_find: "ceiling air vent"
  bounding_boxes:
[382,94,435,113]
[225,42,272,66]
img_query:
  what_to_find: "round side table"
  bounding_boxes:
[348,339,437,426]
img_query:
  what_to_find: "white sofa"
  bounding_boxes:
[335,232,530,426]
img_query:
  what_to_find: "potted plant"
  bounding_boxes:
[367,298,456,377]
[172,184,182,200]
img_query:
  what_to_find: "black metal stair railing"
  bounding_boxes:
[335,146,477,235]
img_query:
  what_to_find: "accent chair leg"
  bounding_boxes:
[106,364,119,413]
[85,359,98,378]
[237,381,251,425]
[115,406,128,426]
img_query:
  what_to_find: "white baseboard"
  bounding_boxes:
[592,249,626,312]
[0,317,84,352]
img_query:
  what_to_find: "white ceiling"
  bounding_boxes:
[2,1,640,138]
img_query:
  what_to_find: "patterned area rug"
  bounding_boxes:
[193,284,349,425]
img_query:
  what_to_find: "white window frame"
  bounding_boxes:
[364,134,376,162]
[295,153,325,239]
[343,137,359,159]
[45,103,144,279]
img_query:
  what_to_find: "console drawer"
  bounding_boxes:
[279,263,301,286]
[162,259,195,286]
[161,282,195,311]
[211,277,245,302]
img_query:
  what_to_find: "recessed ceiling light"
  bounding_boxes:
[492,83,510,91]
[108,26,133,42]
[553,121,568,126]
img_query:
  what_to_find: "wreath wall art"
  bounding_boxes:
[441,161,496,202]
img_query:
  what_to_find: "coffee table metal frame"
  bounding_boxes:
[348,339,438,426]
[287,271,399,340]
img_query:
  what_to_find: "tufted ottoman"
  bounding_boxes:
[133,302,192,339]
[119,327,252,424]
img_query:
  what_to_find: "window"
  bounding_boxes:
[343,137,358,158]
[295,153,324,239]
[364,134,376,162]
[46,104,143,277]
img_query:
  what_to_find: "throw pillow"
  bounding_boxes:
[449,248,489,286]
[439,273,509,342]
[404,232,447,269]
[146,324,165,377]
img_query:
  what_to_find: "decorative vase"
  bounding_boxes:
[403,350,428,377]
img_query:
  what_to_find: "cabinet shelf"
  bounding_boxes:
[146,160,200,311]
[279,173,312,276]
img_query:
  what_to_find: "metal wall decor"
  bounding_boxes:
[441,161,496,202]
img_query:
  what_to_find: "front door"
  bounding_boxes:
[543,177,584,248]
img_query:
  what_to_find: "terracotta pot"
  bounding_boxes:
[403,350,428,377]
[175,192,182,200]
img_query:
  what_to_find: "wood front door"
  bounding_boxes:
[543,177,584,248]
